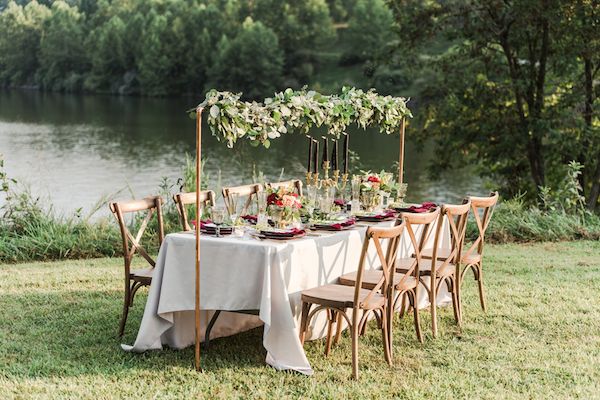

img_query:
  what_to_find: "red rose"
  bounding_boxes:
[275,200,284,207]
[367,176,381,183]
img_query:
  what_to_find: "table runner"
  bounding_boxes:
[122,221,450,375]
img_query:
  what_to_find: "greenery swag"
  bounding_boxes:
[191,87,412,148]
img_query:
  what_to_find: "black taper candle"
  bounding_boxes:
[306,136,313,173]
[331,139,338,171]
[343,133,349,174]
[322,136,328,169]
[313,139,319,174]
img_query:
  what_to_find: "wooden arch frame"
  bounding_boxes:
[192,108,407,371]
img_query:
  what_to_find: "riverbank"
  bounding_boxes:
[1,241,598,398]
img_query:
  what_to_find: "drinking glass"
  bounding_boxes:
[212,206,226,238]
[228,195,239,225]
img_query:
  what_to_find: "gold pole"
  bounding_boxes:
[399,118,406,185]
[195,106,203,372]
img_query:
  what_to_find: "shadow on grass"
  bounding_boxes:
[0,288,269,378]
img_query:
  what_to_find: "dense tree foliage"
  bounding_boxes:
[388,0,600,209]
[0,0,345,98]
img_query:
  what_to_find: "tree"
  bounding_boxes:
[208,17,284,100]
[387,0,598,202]
[0,1,50,86]
[38,1,88,91]
[345,0,394,62]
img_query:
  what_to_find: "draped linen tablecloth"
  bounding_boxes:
[122,220,450,375]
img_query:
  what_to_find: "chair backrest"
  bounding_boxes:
[222,183,263,216]
[173,190,216,231]
[427,200,471,280]
[109,196,164,276]
[353,222,407,310]
[267,179,303,197]
[464,191,499,259]
[398,208,442,284]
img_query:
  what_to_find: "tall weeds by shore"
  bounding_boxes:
[1,156,599,264]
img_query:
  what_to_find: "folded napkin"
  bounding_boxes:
[328,219,356,230]
[374,210,397,219]
[191,219,213,229]
[241,214,257,224]
[261,228,305,237]
[406,202,437,213]
[333,199,346,207]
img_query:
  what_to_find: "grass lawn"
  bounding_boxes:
[1,241,599,399]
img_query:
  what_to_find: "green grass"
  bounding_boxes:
[1,241,600,398]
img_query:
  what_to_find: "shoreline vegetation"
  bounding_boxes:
[1,155,599,264]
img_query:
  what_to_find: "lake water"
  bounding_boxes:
[0,89,483,217]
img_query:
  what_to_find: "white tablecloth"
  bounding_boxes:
[122,221,450,375]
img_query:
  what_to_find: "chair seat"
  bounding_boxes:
[338,269,417,292]
[461,252,481,265]
[131,267,154,281]
[421,247,452,260]
[421,248,482,265]
[301,284,385,310]
[396,258,456,278]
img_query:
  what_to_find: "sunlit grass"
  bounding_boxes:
[1,241,599,398]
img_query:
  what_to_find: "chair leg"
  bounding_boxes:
[476,262,487,312]
[398,292,407,319]
[351,314,359,380]
[333,312,343,345]
[411,290,424,343]
[430,281,438,338]
[387,293,394,360]
[204,310,222,350]
[118,281,132,337]
[299,302,310,345]
[325,309,335,356]
[449,277,461,328]
[381,308,392,366]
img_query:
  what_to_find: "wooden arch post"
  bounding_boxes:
[398,117,406,185]
[195,106,203,371]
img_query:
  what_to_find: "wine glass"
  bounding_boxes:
[212,206,226,238]
[228,195,239,225]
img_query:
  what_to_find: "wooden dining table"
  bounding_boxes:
[122,220,451,375]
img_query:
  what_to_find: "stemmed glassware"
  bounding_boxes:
[212,206,226,238]
[228,194,239,225]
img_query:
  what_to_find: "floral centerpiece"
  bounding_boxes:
[359,170,397,212]
[266,185,302,228]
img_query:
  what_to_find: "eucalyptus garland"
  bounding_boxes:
[191,87,412,148]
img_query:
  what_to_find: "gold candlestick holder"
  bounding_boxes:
[312,172,320,189]
[305,171,313,187]
[332,169,340,185]
[339,173,349,190]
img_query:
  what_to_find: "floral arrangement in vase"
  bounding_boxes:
[266,185,302,228]
[358,171,397,211]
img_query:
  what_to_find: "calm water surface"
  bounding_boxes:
[0,90,483,216]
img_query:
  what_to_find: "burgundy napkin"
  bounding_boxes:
[406,202,437,213]
[191,219,213,229]
[329,219,356,230]
[241,214,257,224]
[375,210,397,219]
[261,228,305,237]
[333,199,346,207]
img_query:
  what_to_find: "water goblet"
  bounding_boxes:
[212,206,226,238]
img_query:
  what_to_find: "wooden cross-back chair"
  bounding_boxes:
[410,201,470,337]
[173,190,216,231]
[299,223,406,380]
[338,209,440,349]
[109,196,164,337]
[461,191,498,312]
[221,183,263,216]
[267,179,303,196]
